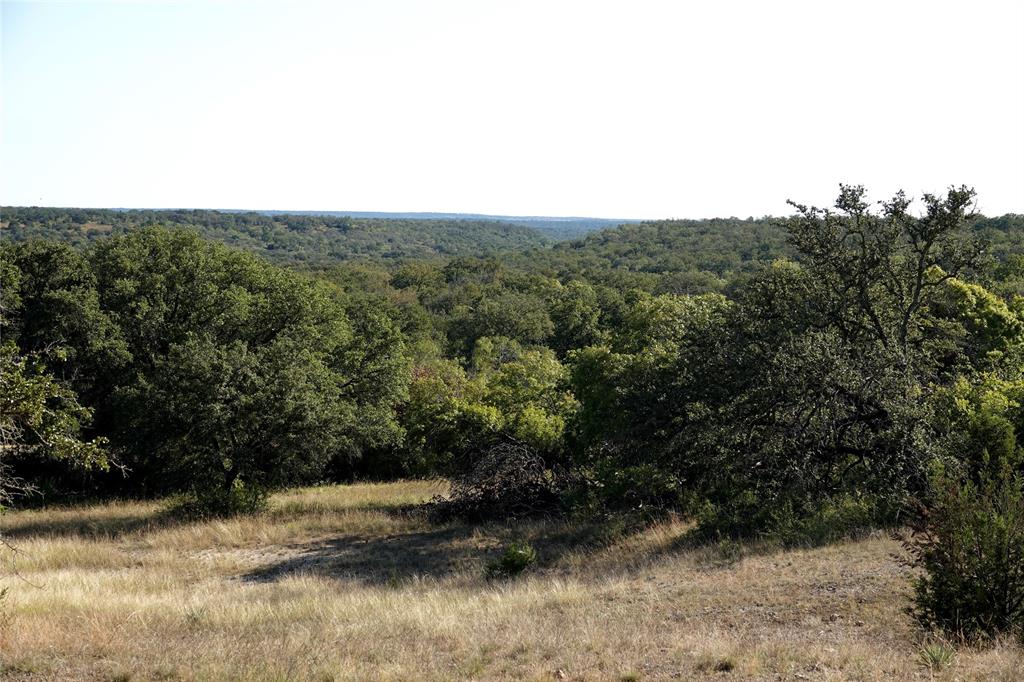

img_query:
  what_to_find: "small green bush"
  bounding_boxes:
[167,479,268,519]
[486,541,538,579]
[907,468,1024,640]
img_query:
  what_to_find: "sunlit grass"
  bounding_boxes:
[0,480,1020,680]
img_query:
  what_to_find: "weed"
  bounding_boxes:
[485,541,538,579]
[919,642,955,671]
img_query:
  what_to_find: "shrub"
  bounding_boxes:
[906,468,1024,640]
[694,493,894,547]
[766,495,896,547]
[590,461,688,515]
[486,541,538,579]
[167,479,269,519]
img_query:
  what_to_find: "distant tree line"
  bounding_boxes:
[0,207,552,265]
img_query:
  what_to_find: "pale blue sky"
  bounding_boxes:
[2,0,1022,217]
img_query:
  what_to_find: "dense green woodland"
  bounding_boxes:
[256,210,635,240]
[2,188,1024,636]
[0,207,552,264]
[6,205,1022,294]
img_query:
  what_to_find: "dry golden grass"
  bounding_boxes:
[0,480,1020,681]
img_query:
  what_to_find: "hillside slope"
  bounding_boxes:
[255,210,640,240]
[510,214,1024,292]
[0,207,552,264]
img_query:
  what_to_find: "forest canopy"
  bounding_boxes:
[0,207,553,264]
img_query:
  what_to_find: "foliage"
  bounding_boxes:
[398,339,577,479]
[90,229,405,504]
[695,493,895,548]
[485,541,538,579]
[906,468,1024,640]
[0,340,108,509]
[446,286,555,355]
[515,216,795,284]
[2,207,551,264]
[1,243,109,509]
[568,186,994,536]
[786,184,983,355]
[474,339,578,452]
[115,334,357,503]
[933,277,1024,366]
[919,642,956,671]
[2,228,407,511]
[548,279,605,355]
[166,478,269,518]
[933,373,1024,483]
[2,241,130,407]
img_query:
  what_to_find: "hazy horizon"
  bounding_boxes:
[1,203,651,221]
[4,200,1021,223]
[3,0,1023,218]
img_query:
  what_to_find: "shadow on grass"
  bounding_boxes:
[0,504,184,541]
[266,501,428,519]
[647,520,895,573]
[243,524,481,584]
[242,513,608,585]
[0,501,432,542]
[0,496,430,542]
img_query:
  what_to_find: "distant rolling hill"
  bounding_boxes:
[0,206,591,264]
[499,213,1024,294]
[242,210,641,240]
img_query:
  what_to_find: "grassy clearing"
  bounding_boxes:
[0,480,1020,681]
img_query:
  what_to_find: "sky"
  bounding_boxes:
[2,0,1022,219]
